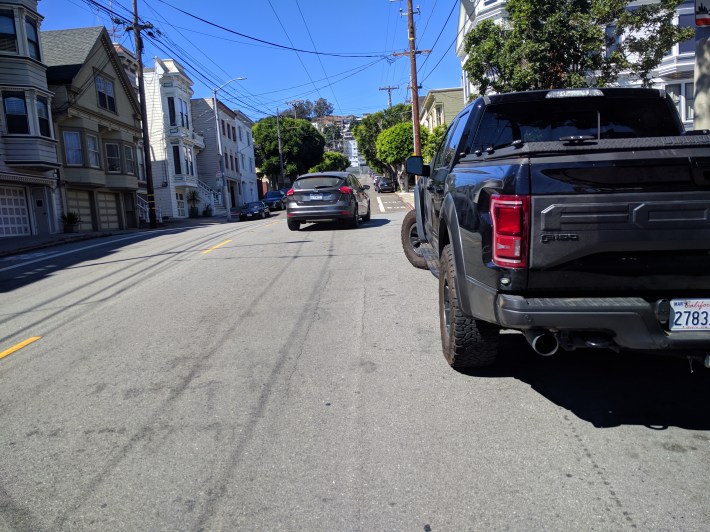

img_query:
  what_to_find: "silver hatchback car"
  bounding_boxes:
[284,172,371,231]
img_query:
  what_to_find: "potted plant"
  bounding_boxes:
[60,211,82,233]
[186,189,200,218]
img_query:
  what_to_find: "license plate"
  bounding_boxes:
[310,194,323,200]
[246,213,252,217]
[670,299,710,330]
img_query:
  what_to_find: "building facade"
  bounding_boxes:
[419,88,464,132]
[43,26,142,232]
[191,97,241,210]
[144,58,207,220]
[0,0,59,238]
[234,109,257,203]
[456,0,699,130]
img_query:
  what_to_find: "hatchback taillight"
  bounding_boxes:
[491,194,529,268]
[286,188,294,196]
[339,186,353,195]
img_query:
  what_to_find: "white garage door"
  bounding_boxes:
[65,189,92,231]
[0,186,31,237]
[97,192,119,230]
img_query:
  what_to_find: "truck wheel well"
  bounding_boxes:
[438,218,450,257]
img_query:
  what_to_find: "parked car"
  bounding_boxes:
[285,171,371,231]
[233,201,270,221]
[262,190,285,210]
[375,179,395,193]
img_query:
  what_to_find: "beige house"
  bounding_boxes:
[0,0,59,238]
[42,26,143,232]
[419,88,465,132]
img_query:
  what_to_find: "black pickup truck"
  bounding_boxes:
[403,87,710,370]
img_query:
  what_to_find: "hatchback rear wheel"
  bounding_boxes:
[287,219,300,231]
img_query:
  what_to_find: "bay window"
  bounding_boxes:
[3,91,28,134]
[63,131,82,165]
[105,143,120,172]
[0,12,16,53]
[87,135,100,167]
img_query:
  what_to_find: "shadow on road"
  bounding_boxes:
[461,333,710,430]
[297,218,391,231]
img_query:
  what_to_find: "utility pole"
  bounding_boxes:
[131,0,157,228]
[392,0,430,192]
[286,100,304,119]
[379,86,399,108]
[276,109,284,189]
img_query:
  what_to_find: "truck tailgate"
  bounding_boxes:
[528,141,710,295]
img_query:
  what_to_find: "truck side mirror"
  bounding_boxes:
[405,156,430,177]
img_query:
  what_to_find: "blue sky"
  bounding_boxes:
[39,0,464,121]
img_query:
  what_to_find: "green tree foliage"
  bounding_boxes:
[281,98,335,120]
[352,103,411,178]
[375,122,429,180]
[422,124,447,164]
[313,98,335,118]
[322,123,343,152]
[253,116,325,186]
[308,151,350,173]
[463,0,694,95]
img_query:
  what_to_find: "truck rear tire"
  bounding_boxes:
[401,210,427,269]
[439,244,499,369]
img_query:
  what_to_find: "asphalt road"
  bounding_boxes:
[0,188,709,531]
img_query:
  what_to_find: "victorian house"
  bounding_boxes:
[233,109,257,204]
[43,26,142,231]
[144,58,207,219]
[0,0,59,238]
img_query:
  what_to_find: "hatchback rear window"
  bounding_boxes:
[294,176,343,189]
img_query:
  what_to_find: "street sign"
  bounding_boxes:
[698,0,710,26]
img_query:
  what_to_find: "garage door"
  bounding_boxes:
[0,186,31,237]
[65,189,92,231]
[97,192,119,230]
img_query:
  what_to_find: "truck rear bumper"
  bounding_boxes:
[495,295,710,352]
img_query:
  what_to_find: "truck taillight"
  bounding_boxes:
[491,195,529,268]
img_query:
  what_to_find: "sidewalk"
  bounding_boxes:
[0,216,225,259]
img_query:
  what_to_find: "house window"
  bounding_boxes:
[241,153,245,170]
[63,131,82,165]
[25,17,39,60]
[105,143,121,172]
[168,96,176,126]
[36,96,50,136]
[0,12,17,53]
[137,146,145,179]
[238,126,243,141]
[179,98,189,128]
[96,76,116,112]
[232,126,236,141]
[87,135,100,167]
[3,91,28,134]
[221,119,225,136]
[183,145,193,175]
[172,145,181,174]
[678,14,695,55]
[685,82,694,122]
[124,145,135,174]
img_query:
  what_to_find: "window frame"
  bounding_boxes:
[172,144,181,175]
[123,145,135,175]
[96,75,117,113]
[36,96,50,137]
[86,134,100,168]
[0,11,17,54]
[25,16,39,60]
[63,130,83,166]
[104,142,121,173]
[3,91,29,134]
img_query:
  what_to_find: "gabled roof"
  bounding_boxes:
[41,26,140,115]
[42,26,104,82]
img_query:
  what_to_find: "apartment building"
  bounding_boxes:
[234,109,257,204]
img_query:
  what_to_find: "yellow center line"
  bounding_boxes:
[201,239,233,254]
[0,336,42,360]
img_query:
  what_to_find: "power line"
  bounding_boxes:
[154,0,391,59]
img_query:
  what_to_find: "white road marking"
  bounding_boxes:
[377,197,385,212]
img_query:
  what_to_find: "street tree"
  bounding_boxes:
[322,123,343,152]
[463,0,694,95]
[313,98,335,118]
[253,116,325,187]
[352,103,411,179]
[422,124,447,164]
[375,122,429,184]
[308,151,350,173]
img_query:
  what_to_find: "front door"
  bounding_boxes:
[31,187,51,234]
